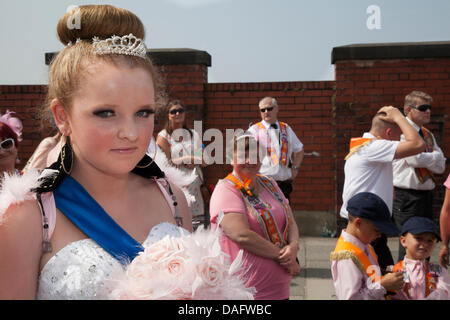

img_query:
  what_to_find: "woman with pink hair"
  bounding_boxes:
[0,110,22,174]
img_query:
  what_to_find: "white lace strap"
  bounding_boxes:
[216,210,225,227]
[155,178,183,227]
[41,192,56,237]
[37,192,56,253]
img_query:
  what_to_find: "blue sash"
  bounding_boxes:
[53,176,144,265]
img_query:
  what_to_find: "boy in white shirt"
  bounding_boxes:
[389,216,450,300]
[331,192,404,299]
[340,106,425,271]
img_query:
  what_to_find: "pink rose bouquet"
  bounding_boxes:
[108,226,255,300]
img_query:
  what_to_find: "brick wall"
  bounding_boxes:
[203,81,336,212]
[2,43,450,232]
[155,63,208,133]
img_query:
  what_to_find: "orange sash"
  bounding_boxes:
[279,122,289,166]
[392,260,438,298]
[344,137,374,160]
[415,127,436,184]
[331,235,381,283]
[225,173,290,247]
[255,121,289,166]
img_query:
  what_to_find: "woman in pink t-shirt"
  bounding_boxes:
[209,132,300,300]
[440,174,450,267]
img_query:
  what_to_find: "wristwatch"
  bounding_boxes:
[292,165,300,170]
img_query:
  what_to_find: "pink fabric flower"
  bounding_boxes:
[108,226,255,300]
[0,110,23,142]
[165,256,186,276]
[196,258,225,287]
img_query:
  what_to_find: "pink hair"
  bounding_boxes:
[0,110,23,142]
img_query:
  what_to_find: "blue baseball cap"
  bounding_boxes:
[347,192,400,236]
[401,216,441,241]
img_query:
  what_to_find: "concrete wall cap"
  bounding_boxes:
[332,41,450,64]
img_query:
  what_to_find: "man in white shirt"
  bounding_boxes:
[340,106,425,271]
[392,91,446,261]
[248,97,304,201]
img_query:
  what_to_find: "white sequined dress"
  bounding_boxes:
[0,169,189,300]
[37,222,189,299]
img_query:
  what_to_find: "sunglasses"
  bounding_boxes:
[169,108,185,115]
[260,107,274,113]
[0,138,15,150]
[410,104,432,112]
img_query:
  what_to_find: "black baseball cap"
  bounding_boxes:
[347,192,400,236]
[401,216,441,241]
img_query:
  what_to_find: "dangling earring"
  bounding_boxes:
[60,138,73,175]
[135,147,156,169]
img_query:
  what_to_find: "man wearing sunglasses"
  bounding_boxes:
[393,90,446,262]
[248,97,304,201]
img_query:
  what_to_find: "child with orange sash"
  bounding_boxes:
[388,217,450,300]
[331,192,404,299]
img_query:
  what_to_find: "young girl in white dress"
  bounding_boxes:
[0,4,194,299]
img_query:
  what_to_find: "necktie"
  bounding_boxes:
[409,261,426,300]
[270,123,280,144]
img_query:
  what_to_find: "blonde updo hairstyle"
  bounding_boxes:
[42,4,165,128]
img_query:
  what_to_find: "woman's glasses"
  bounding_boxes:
[0,138,15,150]
[410,104,432,112]
[169,108,185,115]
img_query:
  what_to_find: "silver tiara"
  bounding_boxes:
[92,33,148,59]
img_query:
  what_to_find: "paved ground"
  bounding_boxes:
[290,236,442,300]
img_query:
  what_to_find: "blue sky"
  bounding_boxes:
[1,0,449,84]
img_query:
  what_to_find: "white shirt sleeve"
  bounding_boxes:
[157,129,169,141]
[332,259,386,300]
[287,125,303,153]
[361,140,399,163]
[426,267,450,300]
[403,133,446,174]
[247,124,257,136]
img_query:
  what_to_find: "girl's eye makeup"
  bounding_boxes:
[93,109,115,118]
[93,107,155,119]
[136,109,155,117]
